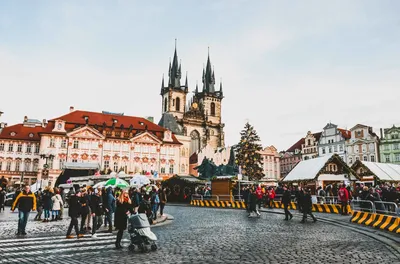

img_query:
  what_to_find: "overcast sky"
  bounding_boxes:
[1,1,399,151]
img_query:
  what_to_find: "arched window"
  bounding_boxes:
[190,130,201,155]
[176,97,180,112]
[164,98,168,112]
[210,102,216,116]
[113,162,118,172]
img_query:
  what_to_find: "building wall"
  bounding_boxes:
[318,123,347,162]
[302,131,319,160]
[346,125,379,165]
[380,126,400,164]
[259,146,281,180]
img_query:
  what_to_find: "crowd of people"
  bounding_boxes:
[9,183,168,249]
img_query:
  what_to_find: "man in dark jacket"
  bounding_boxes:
[301,189,316,223]
[79,189,90,234]
[0,187,6,212]
[104,187,115,232]
[90,188,104,238]
[282,186,293,220]
[34,188,43,220]
[66,191,83,239]
[11,185,36,235]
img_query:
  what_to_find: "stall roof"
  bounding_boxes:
[63,162,100,170]
[362,162,400,181]
[282,155,333,182]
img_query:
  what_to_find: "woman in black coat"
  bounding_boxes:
[115,190,133,249]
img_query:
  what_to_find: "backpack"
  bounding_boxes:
[338,189,346,200]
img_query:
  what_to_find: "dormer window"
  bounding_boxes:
[113,119,118,123]
[139,122,144,126]
[10,132,16,136]
[29,133,34,138]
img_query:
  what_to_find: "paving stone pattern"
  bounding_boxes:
[0,206,398,263]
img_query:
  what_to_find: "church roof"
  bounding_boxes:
[158,113,183,136]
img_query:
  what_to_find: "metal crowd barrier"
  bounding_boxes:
[191,194,234,202]
[374,201,399,216]
[315,196,340,204]
[350,200,375,213]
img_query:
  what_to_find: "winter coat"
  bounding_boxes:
[159,189,167,204]
[338,187,349,202]
[249,192,258,211]
[131,192,140,208]
[90,194,104,216]
[68,194,81,218]
[42,191,53,210]
[302,193,313,212]
[282,190,291,205]
[51,194,64,211]
[0,190,6,205]
[114,200,133,230]
[255,187,263,200]
[11,190,36,212]
[268,189,276,200]
[80,195,90,215]
[105,188,116,213]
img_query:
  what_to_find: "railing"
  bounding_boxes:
[315,196,340,204]
[374,201,399,216]
[351,200,376,213]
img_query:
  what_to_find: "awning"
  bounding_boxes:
[62,162,100,170]
[362,161,400,181]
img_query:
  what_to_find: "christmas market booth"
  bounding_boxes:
[162,175,206,203]
[351,160,400,186]
[281,154,359,194]
[55,162,101,186]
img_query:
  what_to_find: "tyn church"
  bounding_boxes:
[158,44,225,156]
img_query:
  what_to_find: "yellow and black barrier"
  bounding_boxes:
[350,211,399,234]
[191,199,351,214]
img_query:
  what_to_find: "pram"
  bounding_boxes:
[128,213,158,253]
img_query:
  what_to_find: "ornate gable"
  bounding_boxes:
[130,131,162,144]
[67,126,105,139]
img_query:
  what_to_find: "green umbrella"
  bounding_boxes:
[104,177,129,188]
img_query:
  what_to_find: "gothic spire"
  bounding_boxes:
[203,47,215,93]
[168,39,182,89]
[161,74,164,91]
[195,81,199,94]
[185,72,188,88]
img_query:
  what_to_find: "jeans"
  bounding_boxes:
[18,211,30,233]
[92,215,103,235]
[159,203,166,216]
[67,216,79,236]
[52,210,59,218]
[152,204,159,220]
[34,206,43,220]
[80,213,87,233]
[44,209,50,219]
[105,211,113,230]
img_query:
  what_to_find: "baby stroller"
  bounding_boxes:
[128,213,157,252]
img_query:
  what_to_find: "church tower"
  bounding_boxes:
[160,40,188,121]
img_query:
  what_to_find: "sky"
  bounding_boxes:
[1,0,400,151]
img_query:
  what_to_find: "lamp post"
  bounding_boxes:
[40,154,55,188]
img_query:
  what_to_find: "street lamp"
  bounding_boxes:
[40,154,55,188]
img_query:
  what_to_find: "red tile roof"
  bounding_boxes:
[48,110,182,144]
[0,124,44,141]
[338,128,351,139]
[286,137,305,153]
[313,132,322,141]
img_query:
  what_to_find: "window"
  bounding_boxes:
[328,147,332,153]
[160,147,165,154]
[339,145,343,152]
[349,158,353,164]
[334,145,337,152]
[210,102,216,116]
[26,144,32,153]
[8,143,14,152]
[0,143,4,151]
[122,144,129,152]
[73,140,79,149]
[396,154,400,162]
[363,156,368,161]
[176,97,180,111]
[394,144,399,150]
[81,141,89,149]
[0,161,3,170]
[33,161,39,171]
[160,167,166,174]
[142,146,149,153]
[322,148,325,154]
[48,159,53,169]
[61,139,67,148]
[15,160,20,171]
[34,144,39,153]
[113,162,118,172]
[104,160,109,170]
[59,159,65,169]
[135,145,141,152]
[164,98,167,112]
[150,146,156,153]
[307,139,311,146]
[49,138,55,148]
[371,155,375,162]
[113,143,120,151]
[385,155,390,162]
[6,161,11,171]
[104,142,111,150]
[169,164,174,174]
[181,164,185,173]
[72,159,78,163]
[169,147,175,155]
[384,145,389,151]
[17,144,22,152]
[25,161,31,171]
[91,141,98,149]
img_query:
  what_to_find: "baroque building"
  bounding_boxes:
[280,139,303,178]
[379,125,400,164]
[158,44,225,156]
[346,124,380,165]
[259,146,281,180]
[301,131,322,160]
[318,123,350,162]
[0,108,189,186]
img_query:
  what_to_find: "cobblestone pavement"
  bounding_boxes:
[0,206,399,264]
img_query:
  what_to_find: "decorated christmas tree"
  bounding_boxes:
[234,122,264,181]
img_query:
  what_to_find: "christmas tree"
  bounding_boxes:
[234,122,264,181]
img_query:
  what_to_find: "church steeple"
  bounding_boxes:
[203,48,216,93]
[168,39,182,89]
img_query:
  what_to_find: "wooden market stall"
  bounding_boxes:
[162,175,205,203]
[351,160,400,186]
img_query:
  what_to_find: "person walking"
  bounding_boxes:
[34,188,43,221]
[0,187,6,212]
[300,189,317,223]
[130,187,141,214]
[159,186,167,217]
[90,188,104,238]
[248,188,260,217]
[51,189,63,221]
[338,184,349,215]
[104,187,115,233]
[114,190,133,249]
[42,187,53,222]
[11,185,36,235]
[282,186,293,221]
[66,190,84,239]
[79,188,90,234]
[151,187,160,220]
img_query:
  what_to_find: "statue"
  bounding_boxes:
[194,157,217,180]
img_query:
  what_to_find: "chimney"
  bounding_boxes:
[380,128,383,139]
[42,119,47,128]
[24,116,28,122]
[70,106,74,112]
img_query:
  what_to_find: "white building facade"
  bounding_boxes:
[346,124,380,165]
[318,123,350,162]
[259,146,281,180]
